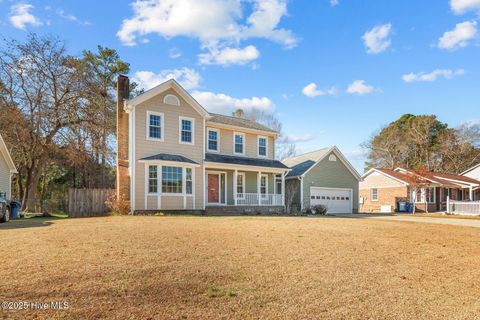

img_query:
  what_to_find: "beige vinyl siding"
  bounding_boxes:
[360,172,405,189]
[206,125,275,159]
[0,154,11,199]
[302,152,360,211]
[134,88,204,210]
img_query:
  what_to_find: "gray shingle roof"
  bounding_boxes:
[283,147,332,178]
[205,153,288,169]
[208,113,277,133]
[139,153,198,164]
[285,160,315,178]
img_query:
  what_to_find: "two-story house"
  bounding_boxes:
[116,76,289,214]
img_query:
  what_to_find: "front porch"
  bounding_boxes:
[204,169,286,207]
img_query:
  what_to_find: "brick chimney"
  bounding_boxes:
[116,75,130,204]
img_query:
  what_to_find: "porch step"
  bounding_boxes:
[205,206,284,216]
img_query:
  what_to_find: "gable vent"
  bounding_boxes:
[164,94,180,106]
[329,154,337,162]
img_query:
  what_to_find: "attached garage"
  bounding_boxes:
[283,146,361,214]
[310,187,353,214]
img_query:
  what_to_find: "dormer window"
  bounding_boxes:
[234,132,245,155]
[258,136,267,157]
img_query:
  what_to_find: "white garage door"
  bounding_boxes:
[310,187,352,214]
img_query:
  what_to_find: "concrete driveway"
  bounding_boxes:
[335,213,480,229]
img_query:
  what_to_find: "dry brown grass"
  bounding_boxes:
[1,215,480,319]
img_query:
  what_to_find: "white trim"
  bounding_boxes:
[163,93,180,106]
[131,109,136,212]
[300,177,304,211]
[236,172,245,194]
[203,161,288,173]
[207,128,220,153]
[146,111,164,142]
[144,163,148,209]
[309,186,353,214]
[462,163,480,176]
[371,188,379,201]
[138,159,200,168]
[257,135,268,158]
[233,132,245,156]
[178,116,195,145]
[182,167,187,209]
[0,134,17,174]
[260,174,268,197]
[362,168,408,185]
[157,165,162,210]
[125,79,210,118]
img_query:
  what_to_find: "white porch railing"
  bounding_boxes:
[447,199,480,216]
[236,193,283,206]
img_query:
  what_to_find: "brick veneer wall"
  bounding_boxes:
[359,187,408,213]
[116,75,131,206]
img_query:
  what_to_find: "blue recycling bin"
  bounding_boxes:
[397,201,407,212]
[406,203,414,213]
[10,201,21,220]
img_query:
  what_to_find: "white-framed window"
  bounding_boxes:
[371,188,378,201]
[258,136,267,157]
[179,117,194,145]
[415,188,422,203]
[207,128,219,152]
[275,174,282,194]
[260,174,268,195]
[148,165,158,194]
[426,187,435,203]
[162,166,183,194]
[186,168,193,195]
[234,132,245,155]
[146,111,164,141]
[237,173,245,197]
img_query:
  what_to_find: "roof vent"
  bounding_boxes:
[164,94,180,106]
[329,154,337,162]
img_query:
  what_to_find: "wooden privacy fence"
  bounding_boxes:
[68,188,115,217]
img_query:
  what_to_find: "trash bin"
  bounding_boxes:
[397,201,407,212]
[10,201,21,220]
[406,203,414,213]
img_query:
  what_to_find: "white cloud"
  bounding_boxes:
[438,21,477,50]
[362,23,392,54]
[302,83,338,98]
[330,0,339,6]
[402,69,465,82]
[346,80,375,95]
[9,3,42,30]
[117,0,296,64]
[279,133,315,143]
[450,0,480,14]
[198,45,260,65]
[132,68,202,90]
[191,91,274,114]
[169,48,182,59]
[56,9,91,26]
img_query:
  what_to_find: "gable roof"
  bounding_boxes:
[0,134,17,174]
[363,167,480,188]
[124,79,210,118]
[283,146,361,181]
[139,153,198,165]
[207,113,278,134]
[462,163,480,176]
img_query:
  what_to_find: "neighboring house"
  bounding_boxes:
[0,133,18,199]
[462,163,480,200]
[282,147,361,214]
[360,168,480,213]
[116,76,289,214]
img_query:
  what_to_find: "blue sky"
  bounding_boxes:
[1,0,479,172]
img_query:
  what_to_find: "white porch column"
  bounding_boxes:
[257,171,261,205]
[233,169,238,206]
[281,172,285,206]
[182,167,186,209]
[470,187,473,201]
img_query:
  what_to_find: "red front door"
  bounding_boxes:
[208,174,220,203]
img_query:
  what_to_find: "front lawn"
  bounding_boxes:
[1,216,480,319]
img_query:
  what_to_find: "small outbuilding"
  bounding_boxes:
[283,146,361,214]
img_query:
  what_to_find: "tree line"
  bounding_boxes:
[363,114,480,173]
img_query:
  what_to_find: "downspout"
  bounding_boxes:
[299,176,304,212]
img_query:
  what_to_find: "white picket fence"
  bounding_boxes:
[447,198,480,216]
